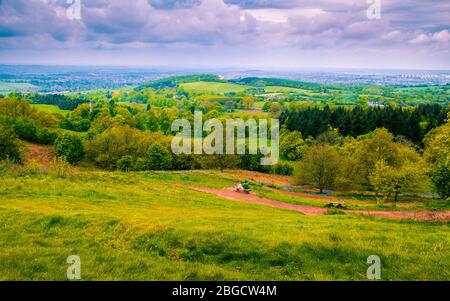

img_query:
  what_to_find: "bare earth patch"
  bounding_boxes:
[185,185,450,222]
[218,170,295,187]
[25,143,56,167]
[187,186,326,216]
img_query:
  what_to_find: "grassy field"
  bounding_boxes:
[0,82,38,93]
[180,82,252,94]
[264,86,316,95]
[0,170,448,280]
[31,104,72,115]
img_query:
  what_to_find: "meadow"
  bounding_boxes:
[180,82,252,94]
[0,82,38,93]
[30,104,72,115]
[0,170,448,281]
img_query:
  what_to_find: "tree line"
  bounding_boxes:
[280,104,448,144]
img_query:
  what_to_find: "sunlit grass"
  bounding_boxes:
[30,104,71,115]
[0,171,448,280]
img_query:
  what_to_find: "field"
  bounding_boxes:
[180,82,252,94]
[0,169,448,281]
[31,104,72,115]
[0,82,38,93]
[264,86,317,95]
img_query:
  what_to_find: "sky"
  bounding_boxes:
[0,0,449,70]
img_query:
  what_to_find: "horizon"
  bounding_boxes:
[2,63,450,73]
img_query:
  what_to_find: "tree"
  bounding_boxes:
[280,129,308,161]
[146,143,172,170]
[424,113,450,199]
[54,133,85,165]
[0,124,21,162]
[370,159,428,202]
[316,127,343,146]
[85,125,159,169]
[342,128,401,190]
[296,145,341,193]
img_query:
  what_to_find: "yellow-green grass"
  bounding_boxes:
[264,86,316,94]
[180,82,252,94]
[31,104,71,115]
[0,171,448,280]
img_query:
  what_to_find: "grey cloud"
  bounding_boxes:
[148,0,201,10]
[0,0,448,68]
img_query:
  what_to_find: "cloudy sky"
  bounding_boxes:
[0,0,449,69]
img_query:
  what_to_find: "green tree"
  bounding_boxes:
[296,144,341,193]
[0,124,21,162]
[370,159,428,202]
[54,133,85,165]
[424,113,450,199]
[341,128,402,190]
[280,129,308,161]
[146,143,172,170]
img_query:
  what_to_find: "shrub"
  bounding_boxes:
[54,133,85,165]
[85,125,155,169]
[36,128,59,145]
[146,143,172,170]
[50,157,70,178]
[273,162,294,176]
[0,124,21,162]
[239,151,270,173]
[0,158,18,175]
[13,118,38,142]
[117,155,134,172]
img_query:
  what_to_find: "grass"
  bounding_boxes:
[264,86,316,95]
[31,104,71,115]
[0,82,38,93]
[0,170,448,280]
[180,82,252,94]
[253,186,450,212]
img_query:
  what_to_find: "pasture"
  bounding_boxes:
[0,169,448,280]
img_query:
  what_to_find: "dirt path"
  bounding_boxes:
[185,186,450,222]
[264,186,347,201]
[186,186,326,216]
[351,210,450,222]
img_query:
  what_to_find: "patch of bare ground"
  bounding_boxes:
[184,185,450,222]
[24,143,56,167]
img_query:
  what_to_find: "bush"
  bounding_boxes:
[54,133,85,165]
[50,157,70,178]
[0,124,21,162]
[273,162,294,176]
[239,151,270,173]
[13,118,38,142]
[172,154,197,170]
[146,143,172,170]
[36,128,59,145]
[85,125,155,169]
[0,158,18,175]
[117,155,134,172]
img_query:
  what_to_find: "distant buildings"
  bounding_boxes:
[368,101,385,107]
